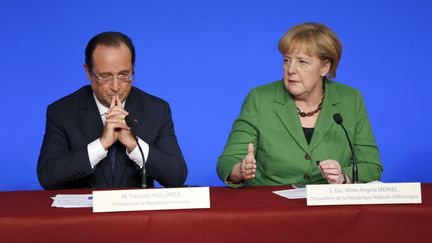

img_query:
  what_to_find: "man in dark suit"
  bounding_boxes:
[37,32,187,189]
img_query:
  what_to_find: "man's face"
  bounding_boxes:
[85,43,133,107]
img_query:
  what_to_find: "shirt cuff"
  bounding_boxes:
[87,139,108,169]
[126,137,149,168]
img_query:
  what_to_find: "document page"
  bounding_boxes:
[273,187,306,199]
[51,194,93,208]
[272,181,383,200]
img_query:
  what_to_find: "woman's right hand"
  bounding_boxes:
[228,143,257,184]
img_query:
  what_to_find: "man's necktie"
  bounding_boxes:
[108,144,117,173]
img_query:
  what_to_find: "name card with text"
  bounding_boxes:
[93,187,210,213]
[306,183,422,206]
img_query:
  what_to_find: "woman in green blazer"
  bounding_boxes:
[217,23,383,187]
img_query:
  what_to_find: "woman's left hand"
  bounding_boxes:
[317,159,346,184]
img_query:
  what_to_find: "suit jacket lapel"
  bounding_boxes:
[79,88,103,143]
[310,80,341,151]
[273,81,310,154]
[124,87,144,134]
[79,87,113,187]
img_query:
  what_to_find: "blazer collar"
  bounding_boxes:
[310,80,341,151]
[79,86,104,143]
[273,79,341,153]
[274,81,309,153]
[124,87,140,115]
[124,87,144,134]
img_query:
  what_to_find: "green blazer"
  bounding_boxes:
[217,80,383,187]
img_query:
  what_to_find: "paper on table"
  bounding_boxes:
[272,181,384,200]
[51,194,93,208]
[273,187,306,199]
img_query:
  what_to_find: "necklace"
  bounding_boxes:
[296,85,325,117]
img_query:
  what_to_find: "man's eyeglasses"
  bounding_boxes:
[91,71,134,84]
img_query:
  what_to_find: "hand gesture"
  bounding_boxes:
[317,159,348,184]
[228,143,257,184]
[100,95,135,151]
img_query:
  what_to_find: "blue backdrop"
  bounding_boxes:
[1,0,431,191]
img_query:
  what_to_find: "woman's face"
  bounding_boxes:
[283,48,330,100]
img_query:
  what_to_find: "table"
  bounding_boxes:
[1,184,431,242]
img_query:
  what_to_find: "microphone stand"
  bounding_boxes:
[333,113,358,183]
[126,115,148,188]
[340,124,358,183]
[135,138,147,188]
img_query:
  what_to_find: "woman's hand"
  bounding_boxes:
[317,159,350,184]
[228,143,257,184]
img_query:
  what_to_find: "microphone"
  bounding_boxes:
[124,115,134,127]
[333,113,358,183]
[125,115,148,188]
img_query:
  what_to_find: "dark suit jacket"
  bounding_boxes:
[37,85,187,189]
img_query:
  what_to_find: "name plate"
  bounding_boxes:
[93,187,210,213]
[306,182,422,206]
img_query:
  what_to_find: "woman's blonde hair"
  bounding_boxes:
[278,22,342,78]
